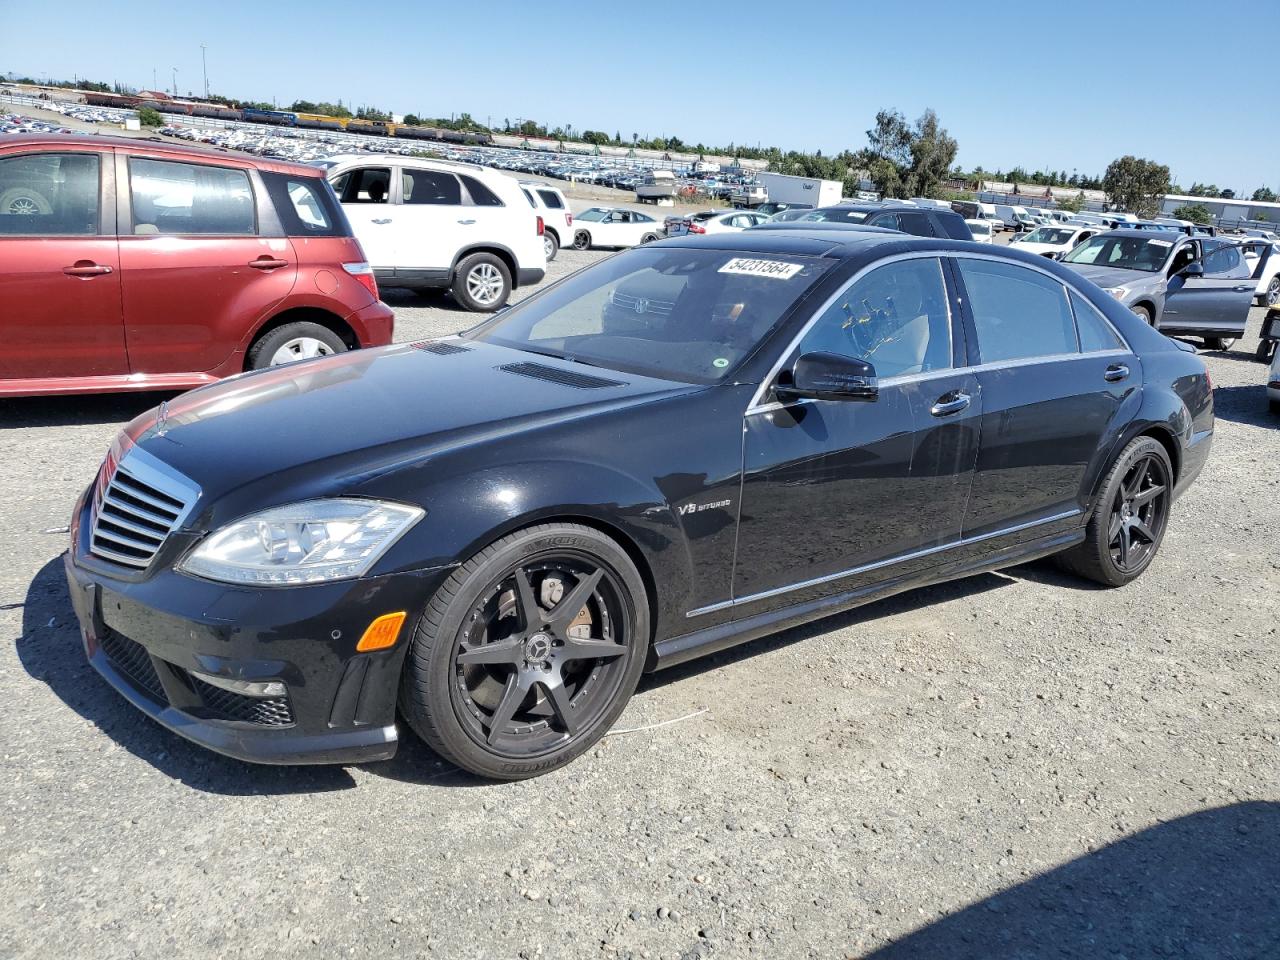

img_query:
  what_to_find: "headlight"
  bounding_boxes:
[1102,287,1128,299]
[179,498,424,586]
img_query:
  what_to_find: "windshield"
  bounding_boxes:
[969,222,990,234]
[469,247,834,384]
[1023,227,1075,244]
[806,209,867,223]
[575,208,607,222]
[1061,234,1173,272]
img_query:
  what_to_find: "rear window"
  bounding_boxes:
[128,157,255,235]
[537,189,564,209]
[261,172,349,237]
[935,211,973,241]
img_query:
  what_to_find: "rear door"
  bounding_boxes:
[953,256,1136,540]
[117,153,297,375]
[0,148,125,381]
[1162,240,1256,338]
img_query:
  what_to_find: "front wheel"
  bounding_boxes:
[452,252,511,312]
[573,230,591,250]
[1255,339,1276,363]
[640,233,658,244]
[400,523,650,780]
[543,231,559,263]
[1055,436,1173,587]
[1263,276,1279,307]
[1131,304,1155,326]
[1203,336,1236,352]
[247,321,347,370]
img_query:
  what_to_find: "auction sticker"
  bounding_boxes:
[719,258,804,280]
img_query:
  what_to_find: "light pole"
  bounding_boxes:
[171,66,178,97]
[200,43,208,99]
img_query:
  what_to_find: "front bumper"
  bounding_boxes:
[65,491,454,765]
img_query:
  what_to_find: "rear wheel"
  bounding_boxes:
[452,253,511,312]
[1264,277,1280,307]
[400,523,649,780]
[1256,339,1276,363]
[543,231,559,262]
[1056,436,1173,587]
[573,230,591,250]
[640,233,658,244]
[247,321,347,370]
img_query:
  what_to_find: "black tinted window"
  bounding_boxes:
[0,152,99,235]
[129,158,254,235]
[936,212,973,240]
[460,175,503,207]
[537,189,564,209]
[957,259,1076,362]
[898,212,936,237]
[331,167,391,203]
[401,169,460,205]
[869,212,900,230]
[1070,290,1126,352]
[261,172,348,237]
[799,257,952,378]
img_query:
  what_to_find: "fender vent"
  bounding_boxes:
[497,362,625,389]
[410,340,472,355]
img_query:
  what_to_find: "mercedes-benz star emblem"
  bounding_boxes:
[634,298,649,315]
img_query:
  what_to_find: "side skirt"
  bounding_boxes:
[649,528,1084,671]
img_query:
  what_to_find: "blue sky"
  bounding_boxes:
[3,0,1274,193]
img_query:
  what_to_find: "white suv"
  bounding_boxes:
[326,155,546,311]
[519,181,572,262]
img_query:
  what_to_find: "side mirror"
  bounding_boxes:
[777,352,879,403]
[1181,262,1205,278]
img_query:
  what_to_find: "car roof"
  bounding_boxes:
[1105,228,1187,241]
[751,222,902,236]
[0,133,324,177]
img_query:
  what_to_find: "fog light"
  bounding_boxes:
[191,671,287,698]
[357,611,407,652]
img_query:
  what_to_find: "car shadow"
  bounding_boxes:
[20,555,491,792]
[0,391,176,429]
[864,801,1280,959]
[1212,385,1277,427]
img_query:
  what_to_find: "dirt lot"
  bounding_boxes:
[2,239,1278,958]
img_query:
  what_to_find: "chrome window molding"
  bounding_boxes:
[687,508,1081,618]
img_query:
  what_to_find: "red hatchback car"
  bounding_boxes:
[0,134,394,396]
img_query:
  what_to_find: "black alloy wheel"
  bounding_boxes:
[1056,435,1173,587]
[400,523,648,779]
[1105,452,1170,576]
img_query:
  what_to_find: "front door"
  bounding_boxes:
[117,154,297,375]
[1162,240,1259,338]
[0,149,126,381]
[733,256,979,606]
[952,256,1135,539]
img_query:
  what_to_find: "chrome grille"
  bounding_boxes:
[90,448,199,569]
[609,291,674,317]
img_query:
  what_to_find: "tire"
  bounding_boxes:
[640,233,658,244]
[573,230,591,251]
[1203,336,1236,352]
[0,187,51,216]
[246,321,347,370]
[1055,436,1173,588]
[400,523,650,780]
[1264,277,1280,308]
[1271,398,1280,415]
[1131,304,1155,326]
[451,252,511,312]
[543,231,559,263]
[1255,340,1276,363]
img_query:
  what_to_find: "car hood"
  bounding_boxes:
[126,339,697,512]
[1063,263,1158,290]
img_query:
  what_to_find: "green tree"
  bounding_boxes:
[1058,192,1086,213]
[1102,155,1171,218]
[1252,186,1277,203]
[1171,202,1213,224]
[401,113,421,126]
[855,107,957,198]
[1186,182,1219,197]
[137,106,163,127]
[907,108,958,197]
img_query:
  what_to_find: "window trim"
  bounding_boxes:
[0,149,108,238]
[746,249,1132,415]
[124,155,258,238]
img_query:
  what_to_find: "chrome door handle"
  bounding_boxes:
[457,219,476,225]
[930,392,971,417]
[371,218,392,225]
[1232,285,1252,292]
[1104,363,1130,382]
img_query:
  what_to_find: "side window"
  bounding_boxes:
[1070,290,1126,352]
[261,172,343,237]
[1202,243,1247,279]
[0,152,99,235]
[956,258,1077,362]
[128,158,254,236]
[331,167,391,204]
[401,169,460,205]
[459,175,503,207]
[797,257,953,379]
[537,189,564,209]
[870,212,901,231]
[899,212,936,237]
[520,187,536,208]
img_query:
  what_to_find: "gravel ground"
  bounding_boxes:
[2,241,1278,958]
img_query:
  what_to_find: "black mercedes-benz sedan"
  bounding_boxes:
[65,230,1214,779]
